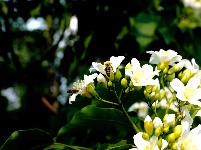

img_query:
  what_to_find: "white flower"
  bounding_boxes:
[153,117,163,129]
[129,132,168,150]
[125,58,159,86]
[97,73,106,83]
[163,114,175,126]
[69,73,98,104]
[147,49,182,66]
[183,58,199,74]
[128,102,149,119]
[181,106,193,132]
[177,123,201,150]
[69,15,78,34]
[170,77,201,107]
[89,56,125,76]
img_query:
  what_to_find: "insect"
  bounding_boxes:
[104,61,113,77]
[67,89,79,94]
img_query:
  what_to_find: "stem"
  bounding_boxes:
[96,97,119,105]
[114,89,140,133]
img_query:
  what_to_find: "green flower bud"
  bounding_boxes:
[155,127,162,137]
[167,133,176,143]
[87,84,96,96]
[129,80,134,87]
[108,72,115,81]
[144,120,154,137]
[166,73,175,82]
[125,87,130,93]
[121,78,128,89]
[157,138,163,149]
[173,125,182,139]
[108,80,113,87]
[168,66,175,74]
[135,86,142,91]
[178,71,183,79]
[163,126,169,133]
[152,85,158,93]
[115,69,122,82]
[171,142,178,150]
[142,132,149,141]
[157,62,166,70]
[163,66,169,74]
[144,90,149,99]
[146,85,153,93]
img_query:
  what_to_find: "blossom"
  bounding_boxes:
[89,56,125,76]
[153,117,163,129]
[69,73,98,104]
[178,116,201,150]
[130,132,168,150]
[125,58,159,86]
[147,49,182,66]
[128,102,149,119]
[170,77,201,107]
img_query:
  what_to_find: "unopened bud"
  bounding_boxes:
[163,126,169,133]
[152,86,158,93]
[108,80,113,87]
[115,69,122,82]
[144,116,154,137]
[167,133,176,143]
[171,142,178,150]
[142,132,149,141]
[173,125,182,139]
[157,62,166,70]
[125,87,130,93]
[166,73,175,82]
[121,78,128,89]
[157,138,163,149]
[163,66,169,74]
[87,84,96,96]
[135,86,142,91]
[108,72,115,81]
[146,85,153,93]
[159,90,166,101]
[155,127,162,137]
[129,80,134,87]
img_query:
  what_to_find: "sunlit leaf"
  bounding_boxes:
[57,105,131,140]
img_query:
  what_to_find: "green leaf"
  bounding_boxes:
[43,143,93,150]
[57,105,131,139]
[0,128,53,150]
[98,140,132,150]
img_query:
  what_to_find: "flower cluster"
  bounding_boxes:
[68,49,201,150]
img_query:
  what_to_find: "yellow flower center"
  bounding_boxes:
[144,146,153,150]
[133,70,145,83]
[184,86,196,100]
[180,139,197,150]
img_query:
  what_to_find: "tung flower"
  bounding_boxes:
[147,49,182,66]
[69,73,98,104]
[89,56,125,76]
[129,132,168,150]
[126,58,159,86]
[170,77,201,107]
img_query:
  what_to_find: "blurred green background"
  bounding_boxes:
[1,0,201,147]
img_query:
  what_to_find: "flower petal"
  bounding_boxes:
[110,56,125,72]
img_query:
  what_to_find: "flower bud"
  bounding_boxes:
[129,80,134,87]
[163,126,169,133]
[154,127,162,137]
[157,138,163,149]
[157,62,166,70]
[146,85,153,93]
[166,73,175,82]
[163,66,169,74]
[142,132,149,141]
[167,133,175,143]
[121,78,128,89]
[135,86,142,91]
[173,125,182,139]
[97,74,107,88]
[171,142,178,150]
[115,69,122,82]
[87,84,96,96]
[152,85,158,93]
[108,72,115,81]
[108,80,113,87]
[125,62,132,70]
[144,115,154,137]
[125,87,130,93]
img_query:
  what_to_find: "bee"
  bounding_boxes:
[67,89,79,94]
[104,61,113,77]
